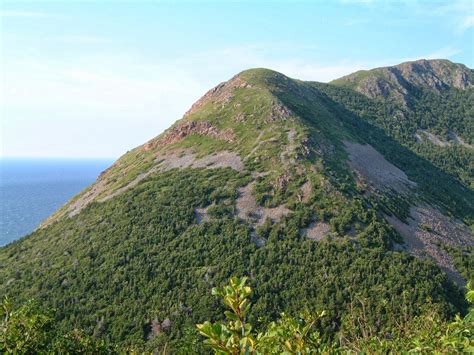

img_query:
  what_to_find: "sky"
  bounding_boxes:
[1,0,473,158]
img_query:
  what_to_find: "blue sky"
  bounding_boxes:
[1,0,473,158]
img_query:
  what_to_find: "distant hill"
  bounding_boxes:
[1,59,472,350]
[329,59,474,187]
[332,59,474,97]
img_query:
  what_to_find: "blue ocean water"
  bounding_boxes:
[0,158,113,246]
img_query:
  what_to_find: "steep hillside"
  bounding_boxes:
[330,59,474,187]
[1,62,473,350]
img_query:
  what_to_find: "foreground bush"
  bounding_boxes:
[197,277,474,354]
[0,297,113,354]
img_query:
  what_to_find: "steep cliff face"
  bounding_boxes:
[2,60,473,348]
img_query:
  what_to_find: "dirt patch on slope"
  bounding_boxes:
[100,150,243,204]
[157,150,244,171]
[386,206,473,284]
[236,182,260,222]
[416,130,474,149]
[195,206,211,225]
[245,130,267,160]
[99,170,156,203]
[236,181,291,225]
[299,181,312,203]
[301,222,331,241]
[66,179,109,217]
[450,132,473,148]
[261,205,292,225]
[236,181,291,246]
[344,141,417,194]
[420,130,449,147]
[279,128,297,165]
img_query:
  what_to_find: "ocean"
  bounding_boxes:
[0,158,113,246]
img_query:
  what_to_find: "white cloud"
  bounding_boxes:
[459,15,474,32]
[412,0,473,35]
[174,44,377,83]
[343,18,370,26]
[1,55,210,157]
[424,46,462,60]
[1,39,414,158]
[338,0,473,35]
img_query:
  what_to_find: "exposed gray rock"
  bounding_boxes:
[301,222,331,241]
[344,141,417,194]
[385,206,473,285]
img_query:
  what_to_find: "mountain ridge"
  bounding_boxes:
[39,60,474,279]
[331,59,474,98]
[1,58,473,350]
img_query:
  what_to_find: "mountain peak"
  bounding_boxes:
[331,59,474,100]
[393,59,473,90]
[182,68,287,116]
[4,57,474,350]
[237,67,290,83]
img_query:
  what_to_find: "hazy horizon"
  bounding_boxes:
[0,156,117,160]
[0,158,113,245]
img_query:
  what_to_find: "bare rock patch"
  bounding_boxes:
[299,181,312,203]
[195,206,211,225]
[236,181,291,226]
[157,150,244,172]
[143,121,235,151]
[301,222,331,241]
[385,206,473,284]
[344,141,417,194]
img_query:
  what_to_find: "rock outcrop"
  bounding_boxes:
[143,121,235,151]
[333,59,474,101]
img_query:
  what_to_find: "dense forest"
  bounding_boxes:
[0,167,468,351]
[3,277,473,353]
